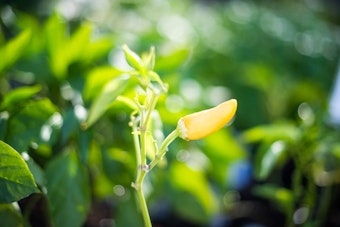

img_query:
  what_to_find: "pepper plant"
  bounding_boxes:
[85,45,237,226]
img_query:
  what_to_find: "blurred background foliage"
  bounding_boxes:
[1,0,340,226]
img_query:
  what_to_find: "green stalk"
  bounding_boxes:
[132,89,161,227]
[134,170,151,227]
[149,129,179,171]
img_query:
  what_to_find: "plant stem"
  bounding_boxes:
[132,90,161,227]
[149,129,179,171]
[135,171,152,227]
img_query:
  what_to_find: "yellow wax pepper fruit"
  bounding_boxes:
[177,99,237,140]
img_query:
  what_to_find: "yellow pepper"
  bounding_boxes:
[177,99,237,140]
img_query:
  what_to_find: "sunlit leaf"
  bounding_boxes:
[0,141,39,203]
[254,140,287,180]
[83,66,123,102]
[242,123,300,143]
[154,48,189,72]
[82,37,113,63]
[66,23,92,63]
[45,151,90,227]
[44,14,67,79]
[0,29,31,74]
[123,44,143,70]
[86,75,130,127]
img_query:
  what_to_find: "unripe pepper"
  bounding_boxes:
[177,99,237,140]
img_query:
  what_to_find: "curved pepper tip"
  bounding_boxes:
[177,99,238,140]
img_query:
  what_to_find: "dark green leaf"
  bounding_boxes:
[169,162,217,223]
[114,190,143,227]
[0,203,24,227]
[204,130,247,184]
[0,141,39,203]
[0,85,41,110]
[46,151,90,227]
[101,148,134,185]
[24,153,46,187]
[6,98,59,152]
[252,184,293,213]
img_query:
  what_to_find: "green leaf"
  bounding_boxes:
[86,75,130,127]
[142,46,155,70]
[101,147,134,185]
[0,85,41,110]
[253,184,293,213]
[0,112,8,140]
[66,23,92,64]
[0,203,24,227]
[6,98,59,152]
[44,14,67,79]
[122,44,144,70]
[0,141,39,203]
[24,153,46,187]
[204,130,247,184]
[242,122,300,143]
[83,66,123,102]
[0,29,31,74]
[81,37,113,64]
[170,161,217,223]
[254,140,287,180]
[114,190,143,227]
[46,151,90,227]
[154,48,189,72]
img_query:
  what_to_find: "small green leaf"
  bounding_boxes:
[141,46,155,70]
[0,85,41,110]
[115,96,139,110]
[0,141,39,203]
[122,44,143,70]
[0,29,31,74]
[254,140,287,180]
[46,151,90,227]
[86,75,129,127]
